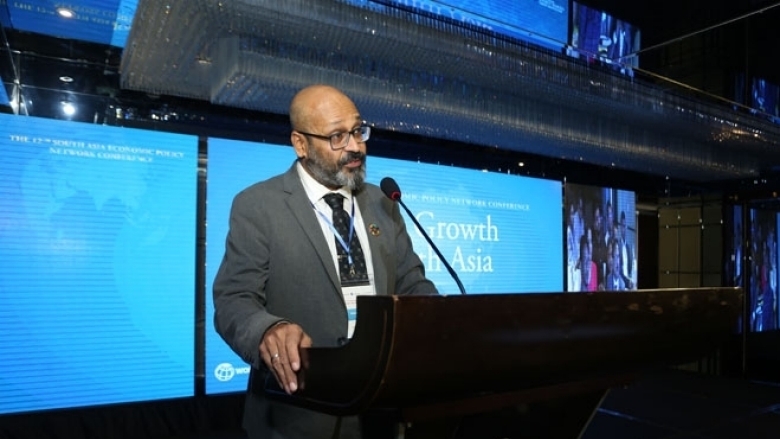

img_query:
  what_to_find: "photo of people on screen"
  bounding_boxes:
[748,209,778,332]
[568,1,641,76]
[734,74,780,125]
[566,184,637,292]
[751,78,780,124]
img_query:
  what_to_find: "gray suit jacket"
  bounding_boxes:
[213,162,438,439]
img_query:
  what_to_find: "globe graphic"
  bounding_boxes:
[214,363,235,382]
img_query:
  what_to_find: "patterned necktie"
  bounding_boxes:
[323,193,368,286]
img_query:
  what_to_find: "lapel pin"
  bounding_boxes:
[369,224,381,236]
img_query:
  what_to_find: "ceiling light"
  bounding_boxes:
[59,76,74,83]
[61,101,76,117]
[56,7,75,18]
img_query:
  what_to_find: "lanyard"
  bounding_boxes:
[313,195,357,268]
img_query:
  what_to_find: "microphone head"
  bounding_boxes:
[380,177,402,201]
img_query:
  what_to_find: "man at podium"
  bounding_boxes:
[212,84,439,439]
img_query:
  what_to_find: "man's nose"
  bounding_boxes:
[343,134,362,152]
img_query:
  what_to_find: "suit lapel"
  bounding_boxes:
[281,165,344,300]
[356,190,389,296]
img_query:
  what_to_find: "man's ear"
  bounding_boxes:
[291,132,307,159]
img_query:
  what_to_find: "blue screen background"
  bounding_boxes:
[0,114,197,414]
[368,158,563,295]
[348,0,569,50]
[0,82,8,107]
[5,0,137,47]
[204,139,564,394]
[204,139,296,394]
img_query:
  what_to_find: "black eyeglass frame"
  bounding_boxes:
[295,125,371,150]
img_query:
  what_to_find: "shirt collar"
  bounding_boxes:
[296,161,351,204]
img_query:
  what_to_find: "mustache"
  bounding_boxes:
[339,151,365,165]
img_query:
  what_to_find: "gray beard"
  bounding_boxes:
[303,149,366,192]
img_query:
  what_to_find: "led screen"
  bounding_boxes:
[565,183,637,292]
[724,204,747,333]
[204,138,564,394]
[5,0,137,47]
[747,208,779,332]
[725,204,743,289]
[749,78,780,124]
[0,114,197,414]
[569,2,641,75]
[346,0,569,51]
[205,139,293,395]
[0,81,8,107]
[0,2,9,27]
[368,159,563,295]
[734,74,780,124]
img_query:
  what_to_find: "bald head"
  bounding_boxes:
[288,84,367,191]
[289,85,357,132]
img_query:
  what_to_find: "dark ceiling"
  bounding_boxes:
[2,0,776,118]
[591,0,780,87]
[1,0,779,198]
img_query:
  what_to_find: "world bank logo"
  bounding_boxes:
[214,362,236,382]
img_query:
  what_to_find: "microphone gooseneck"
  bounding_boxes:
[380,177,467,295]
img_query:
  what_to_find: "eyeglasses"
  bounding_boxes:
[296,126,371,150]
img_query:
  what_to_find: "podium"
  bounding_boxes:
[264,287,742,431]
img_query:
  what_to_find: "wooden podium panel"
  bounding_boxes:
[264,288,742,420]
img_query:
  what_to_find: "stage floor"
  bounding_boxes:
[164,370,780,439]
[4,369,780,439]
[582,369,780,439]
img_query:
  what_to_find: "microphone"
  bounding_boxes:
[380,177,467,295]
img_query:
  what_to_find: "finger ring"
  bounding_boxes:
[272,353,280,361]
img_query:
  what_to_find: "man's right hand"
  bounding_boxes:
[259,322,312,394]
